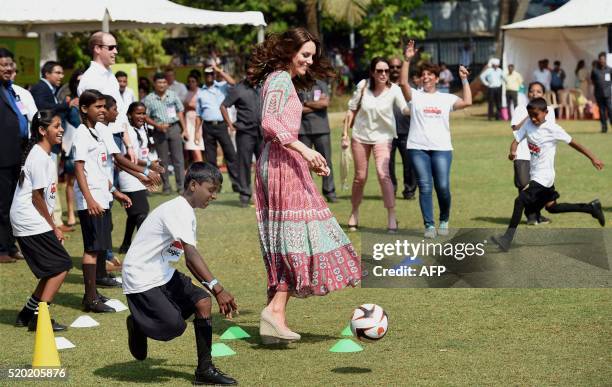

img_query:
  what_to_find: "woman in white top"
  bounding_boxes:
[342,57,410,232]
[399,40,472,238]
[510,81,555,225]
[11,110,72,331]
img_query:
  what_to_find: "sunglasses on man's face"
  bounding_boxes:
[389,65,401,69]
[98,45,118,51]
[375,69,389,74]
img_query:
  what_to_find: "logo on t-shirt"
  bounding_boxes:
[46,182,57,211]
[162,240,184,262]
[528,142,541,157]
[423,106,442,116]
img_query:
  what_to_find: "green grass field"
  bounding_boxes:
[1,106,611,386]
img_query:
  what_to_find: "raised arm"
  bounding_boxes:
[400,40,418,102]
[453,66,472,110]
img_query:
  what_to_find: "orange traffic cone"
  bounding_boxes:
[32,302,61,367]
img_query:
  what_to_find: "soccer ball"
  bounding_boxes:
[350,304,388,341]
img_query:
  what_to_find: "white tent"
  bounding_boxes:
[502,0,611,89]
[0,0,267,62]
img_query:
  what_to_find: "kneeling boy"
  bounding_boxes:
[122,162,238,385]
[493,97,605,251]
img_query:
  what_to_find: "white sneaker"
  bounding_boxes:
[438,221,449,236]
[424,226,437,239]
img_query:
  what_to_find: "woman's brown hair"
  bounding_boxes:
[419,62,441,77]
[249,27,335,90]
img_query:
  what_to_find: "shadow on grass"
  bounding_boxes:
[471,216,509,225]
[0,309,18,326]
[603,206,612,213]
[94,358,193,383]
[331,367,372,374]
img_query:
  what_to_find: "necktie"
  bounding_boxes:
[3,82,28,138]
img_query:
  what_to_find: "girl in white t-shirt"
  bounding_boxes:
[399,40,472,238]
[74,89,132,313]
[118,102,165,253]
[12,110,72,331]
[510,81,555,225]
[342,57,410,233]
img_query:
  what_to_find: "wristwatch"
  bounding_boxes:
[202,278,219,289]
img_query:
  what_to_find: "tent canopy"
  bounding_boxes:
[1,0,266,33]
[502,0,611,92]
[503,0,611,30]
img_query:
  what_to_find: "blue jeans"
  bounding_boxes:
[408,149,452,228]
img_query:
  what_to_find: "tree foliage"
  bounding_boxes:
[57,29,170,69]
[359,0,430,60]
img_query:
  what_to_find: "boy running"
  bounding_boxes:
[122,162,238,385]
[493,97,605,251]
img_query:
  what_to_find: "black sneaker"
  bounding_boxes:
[27,315,67,332]
[126,315,147,361]
[194,364,237,385]
[15,311,33,327]
[83,298,116,313]
[83,292,110,304]
[590,199,605,226]
[491,235,511,252]
[536,216,552,225]
[96,275,122,288]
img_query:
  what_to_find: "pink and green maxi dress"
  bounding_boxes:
[255,70,361,300]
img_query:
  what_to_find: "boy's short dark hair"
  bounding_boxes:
[184,162,223,189]
[527,97,547,112]
[115,70,128,79]
[153,72,166,82]
[598,51,606,59]
[103,94,117,109]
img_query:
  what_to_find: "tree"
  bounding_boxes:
[323,0,370,49]
[56,29,170,68]
[359,0,430,60]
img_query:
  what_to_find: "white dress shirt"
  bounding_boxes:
[77,61,129,134]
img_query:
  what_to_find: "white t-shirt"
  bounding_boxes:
[94,122,121,185]
[10,145,55,237]
[532,68,552,91]
[511,105,556,160]
[348,80,408,144]
[514,120,572,188]
[78,61,129,134]
[118,125,149,192]
[120,87,136,108]
[72,124,113,210]
[407,88,460,150]
[122,196,197,294]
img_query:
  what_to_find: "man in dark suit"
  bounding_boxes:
[30,61,78,115]
[0,48,28,263]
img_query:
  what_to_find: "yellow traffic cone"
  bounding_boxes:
[32,302,61,367]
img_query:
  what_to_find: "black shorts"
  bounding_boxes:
[126,270,209,341]
[519,180,560,213]
[78,209,112,252]
[125,190,150,217]
[17,231,73,279]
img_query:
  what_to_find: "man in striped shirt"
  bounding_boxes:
[144,72,188,194]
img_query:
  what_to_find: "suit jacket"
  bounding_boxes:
[30,79,69,114]
[0,84,23,167]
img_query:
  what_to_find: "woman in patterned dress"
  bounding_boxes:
[249,28,362,344]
